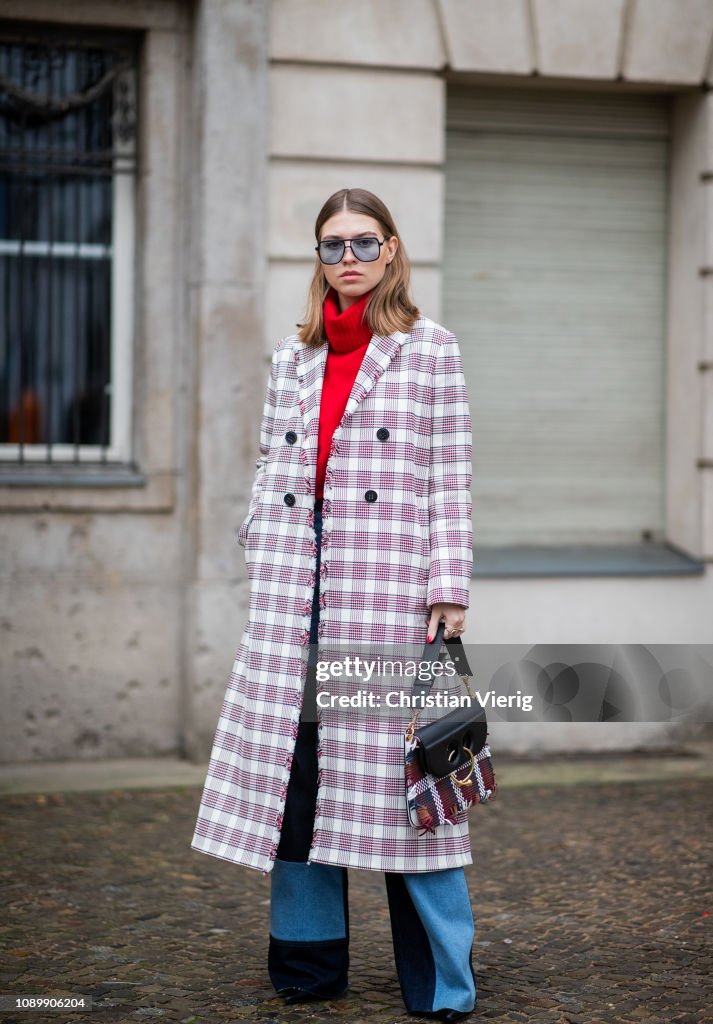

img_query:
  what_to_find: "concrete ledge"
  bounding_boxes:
[473,542,706,577]
[0,757,207,797]
[1,741,712,797]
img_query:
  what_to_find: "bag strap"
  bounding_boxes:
[410,619,474,699]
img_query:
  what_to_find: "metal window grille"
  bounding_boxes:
[0,22,138,466]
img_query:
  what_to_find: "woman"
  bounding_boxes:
[191,188,476,1022]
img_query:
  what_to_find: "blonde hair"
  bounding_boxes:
[296,188,421,347]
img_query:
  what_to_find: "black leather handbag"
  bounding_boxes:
[413,620,487,772]
[404,620,497,832]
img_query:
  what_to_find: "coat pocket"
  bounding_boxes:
[237,509,255,548]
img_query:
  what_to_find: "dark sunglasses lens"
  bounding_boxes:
[351,238,380,261]
[318,241,344,264]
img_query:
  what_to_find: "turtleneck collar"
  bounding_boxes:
[323,286,375,353]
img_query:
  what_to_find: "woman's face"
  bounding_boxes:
[318,211,399,310]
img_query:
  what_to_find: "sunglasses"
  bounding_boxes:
[315,235,392,265]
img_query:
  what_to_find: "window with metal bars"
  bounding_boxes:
[0,23,138,466]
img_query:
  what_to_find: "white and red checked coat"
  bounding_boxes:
[191,315,474,875]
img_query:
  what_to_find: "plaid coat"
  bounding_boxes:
[191,315,474,875]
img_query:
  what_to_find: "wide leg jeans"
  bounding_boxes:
[268,498,478,1014]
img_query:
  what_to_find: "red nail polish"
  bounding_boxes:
[427,635,432,643]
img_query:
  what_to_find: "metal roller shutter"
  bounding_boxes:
[444,86,670,547]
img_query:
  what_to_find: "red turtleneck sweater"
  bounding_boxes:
[315,286,374,499]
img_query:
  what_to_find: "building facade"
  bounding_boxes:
[1,0,712,763]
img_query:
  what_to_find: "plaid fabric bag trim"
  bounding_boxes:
[404,732,497,834]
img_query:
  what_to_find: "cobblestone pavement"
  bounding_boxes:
[0,768,711,1024]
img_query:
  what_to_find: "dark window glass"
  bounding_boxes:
[0,26,137,457]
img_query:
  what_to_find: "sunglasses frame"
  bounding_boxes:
[315,235,392,265]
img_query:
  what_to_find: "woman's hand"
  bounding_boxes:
[426,603,466,642]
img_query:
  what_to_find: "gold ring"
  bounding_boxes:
[451,746,476,787]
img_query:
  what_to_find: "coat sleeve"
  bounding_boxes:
[236,340,283,548]
[426,332,473,608]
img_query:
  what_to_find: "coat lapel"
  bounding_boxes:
[294,329,409,495]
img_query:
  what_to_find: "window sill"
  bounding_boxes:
[0,463,146,488]
[0,464,175,512]
[473,542,706,578]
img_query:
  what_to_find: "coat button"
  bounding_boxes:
[365,489,377,503]
[284,493,296,506]
[285,431,297,444]
[376,427,389,441]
